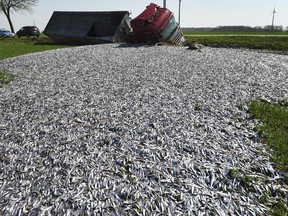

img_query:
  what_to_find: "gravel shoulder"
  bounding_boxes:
[0,44,288,215]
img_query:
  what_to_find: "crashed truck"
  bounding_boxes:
[43,3,185,45]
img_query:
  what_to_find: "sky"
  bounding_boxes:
[0,0,288,32]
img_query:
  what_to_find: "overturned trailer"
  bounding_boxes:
[43,11,132,44]
[44,3,184,45]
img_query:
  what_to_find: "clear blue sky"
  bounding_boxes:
[1,0,287,32]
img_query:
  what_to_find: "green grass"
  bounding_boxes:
[249,100,288,215]
[184,35,288,52]
[248,100,288,172]
[270,202,288,216]
[0,35,73,88]
[0,70,15,88]
[0,35,72,60]
[185,31,288,35]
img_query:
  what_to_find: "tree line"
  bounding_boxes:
[212,25,287,32]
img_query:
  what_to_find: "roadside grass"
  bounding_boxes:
[0,35,72,60]
[184,36,288,52]
[248,100,287,216]
[248,100,288,172]
[0,70,15,88]
[185,31,288,35]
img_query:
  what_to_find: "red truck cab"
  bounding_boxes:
[131,3,185,45]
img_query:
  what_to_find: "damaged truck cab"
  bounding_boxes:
[131,3,185,45]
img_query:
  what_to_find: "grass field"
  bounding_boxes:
[0,70,15,88]
[249,100,288,216]
[0,35,72,60]
[249,101,288,172]
[185,31,288,35]
[185,35,288,52]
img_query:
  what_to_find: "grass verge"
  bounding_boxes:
[248,100,288,172]
[0,70,15,88]
[185,31,288,35]
[248,100,288,215]
[185,36,288,53]
[0,35,72,60]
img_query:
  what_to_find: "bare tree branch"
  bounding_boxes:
[0,0,38,33]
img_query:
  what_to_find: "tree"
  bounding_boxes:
[0,0,38,33]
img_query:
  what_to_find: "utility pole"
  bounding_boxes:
[271,5,276,30]
[178,0,182,25]
[163,0,166,8]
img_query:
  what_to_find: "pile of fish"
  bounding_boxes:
[0,44,287,215]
